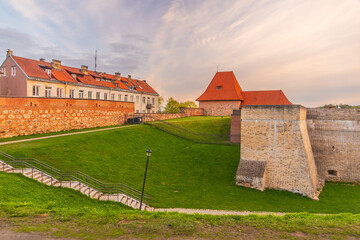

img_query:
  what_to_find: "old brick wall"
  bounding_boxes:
[199,100,241,116]
[134,113,185,122]
[237,105,320,199]
[180,107,205,117]
[307,108,360,182]
[230,110,241,143]
[0,97,134,138]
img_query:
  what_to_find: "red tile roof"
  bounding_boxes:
[242,90,292,105]
[196,71,244,101]
[133,80,158,95]
[51,69,78,83]
[196,71,292,106]
[12,56,51,79]
[10,55,158,95]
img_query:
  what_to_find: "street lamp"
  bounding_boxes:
[139,148,152,210]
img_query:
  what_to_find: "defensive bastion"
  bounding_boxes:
[236,105,360,199]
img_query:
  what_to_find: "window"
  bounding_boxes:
[104,93,108,100]
[46,69,51,77]
[142,97,145,103]
[130,95,134,102]
[111,93,115,101]
[72,74,77,80]
[216,86,222,90]
[142,110,146,113]
[32,85,40,96]
[152,97,155,105]
[125,95,128,102]
[69,89,75,98]
[79,90,84,98]
[88,91,93,99]
[118,94,122,101]
[1,68,5,76]
[96,92,101,100]
[328,170,338,176]
[57,88,63,98]
[147,97,150,104]
[136,110,139,113]
[136,96,139,103]
[45,87,52,97]
[11,66,16,76]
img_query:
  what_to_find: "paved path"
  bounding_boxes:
[155,208,287,216]
[0,125,137,146]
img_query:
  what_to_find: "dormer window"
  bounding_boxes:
[72,74,77,80]
[96,78,100,81]
[216,86,222,90]
[46,69,51,77]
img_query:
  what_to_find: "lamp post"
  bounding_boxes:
[139,148,152,210]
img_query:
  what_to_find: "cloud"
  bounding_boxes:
[0,0,359,107]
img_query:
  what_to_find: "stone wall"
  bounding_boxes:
[180,107,204,117]
[237,105,320,199]
[199,100,241,116]
[230,110,241,143]
[307,108,360,182]
[0,97,134,138]
[134,113,186,122]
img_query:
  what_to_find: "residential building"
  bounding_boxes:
[196,71,292,116]
[0,49,159,113]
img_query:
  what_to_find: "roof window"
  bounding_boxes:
[216,86,222,90]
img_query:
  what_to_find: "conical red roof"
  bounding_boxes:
[196,71,244,101]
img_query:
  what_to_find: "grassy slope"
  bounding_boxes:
[1,172,359,239]
[163,116,231,134]
[0,117,359,213]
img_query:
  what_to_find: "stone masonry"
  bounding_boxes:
[199,100,241,116]
[0,97,134,138]
[307,108,360,183]
[236,105,321,199]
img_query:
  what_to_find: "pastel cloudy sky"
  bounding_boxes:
[0,0,359,107]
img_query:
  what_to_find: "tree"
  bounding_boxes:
[164,97,180,113]
[179,101,198,108]
[158,96,165,112]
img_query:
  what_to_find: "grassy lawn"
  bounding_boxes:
[148,116,232,144]
[1,172,359,239]
[0,124,129,143]
[0,116,359,214]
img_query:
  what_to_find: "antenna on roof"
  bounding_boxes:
[95,48,97,72]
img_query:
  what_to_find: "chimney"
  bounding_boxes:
[51,59,61,70]
[128,75,131,81]
[40,58,45,62]
[6,49,13,57]
[143,80,146,83]
[115,72,121,80]
[81,65,89,75]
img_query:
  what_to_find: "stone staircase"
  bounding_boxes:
[0,160,154,211]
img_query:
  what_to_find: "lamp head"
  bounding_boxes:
[146,148,152,157]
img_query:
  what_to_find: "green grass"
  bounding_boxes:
[0,124,130,143]
[1,172,359,239]
[163,116,231,135]
[0,117,360,214]
[149,116,232,144]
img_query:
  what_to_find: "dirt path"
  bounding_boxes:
[0,125,137,146]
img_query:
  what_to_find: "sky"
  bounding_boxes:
[0,0,359,107]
